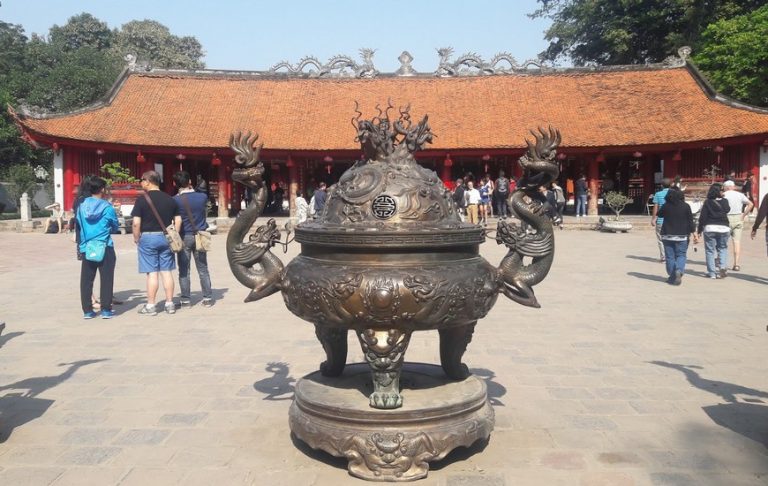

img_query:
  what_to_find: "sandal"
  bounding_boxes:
[732,265,741,271]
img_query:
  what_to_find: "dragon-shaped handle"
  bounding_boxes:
[225,131,286,302]
[495,126,561,308]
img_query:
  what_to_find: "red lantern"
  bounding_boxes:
[444,154,453,167]
[176,153,186,160]
[596,153,605,163]
[52,142,60,154]
[633,151,643,158]
[286,156,295,168]
[557,152,567,160]
[211,152,221,166]
[96,149,105,155]
[672,150,682,161]
[481,154,491,161]
[323,155,333,163]
[136,151,146,164]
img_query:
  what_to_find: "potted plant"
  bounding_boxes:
[597,191,633,232]
[100,162,141,220]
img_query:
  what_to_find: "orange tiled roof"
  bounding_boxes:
[16,66,768,151]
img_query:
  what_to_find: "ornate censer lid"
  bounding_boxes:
[296,102,482,247]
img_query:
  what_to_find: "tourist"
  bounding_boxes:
[295,193,309,223]
[538,185,558,222]
[174,171,213,308]
[77,177,119,319]
[750,191,768,255]
[721,180,753,271]
[43,202,64,234]
[452,178,466,222]
[697,183,731,279]
[465,180,481,225]
[313,182,327,218]
[478,175,492,225]
[195,174,208,194]
[131,170,182,315]
[657,188,695,285]
[574,174,588,217]
[742,172,755,210]
[494,171,510,220]
[551,181,565,227]
[651,178,672,262]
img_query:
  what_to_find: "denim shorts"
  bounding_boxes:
[138,233,176,273]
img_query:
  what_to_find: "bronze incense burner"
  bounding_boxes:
[227,104,560,480]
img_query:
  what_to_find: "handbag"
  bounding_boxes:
[180,193,212,252]
[142,192,184,253]
[84,239,107,262]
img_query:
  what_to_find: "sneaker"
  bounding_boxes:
[165,302,176,315]
[202,299,214,308]
[180,300,191,308]
[708,273,717,279]
[83,311,97,319]
[138,305,157,316]
[101,310,115,319]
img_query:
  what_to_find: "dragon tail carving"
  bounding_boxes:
[226,131,285,302]
[496,126,561,308]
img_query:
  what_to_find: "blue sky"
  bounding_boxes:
[2,0,552,72]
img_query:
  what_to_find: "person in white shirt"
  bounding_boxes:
[722,179,754,271]
[465,180,482,225]
[295,193,309,223]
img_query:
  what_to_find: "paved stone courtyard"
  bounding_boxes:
[0,223,767,485]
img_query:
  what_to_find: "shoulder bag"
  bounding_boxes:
[180,193,212,252]
[142,192,183,252]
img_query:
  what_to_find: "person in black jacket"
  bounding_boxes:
[750,192,768,255]
[697,183,731,279]
[657,188,695,285]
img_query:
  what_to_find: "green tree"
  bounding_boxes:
[693,5,768,107]
[531,1,764,65]
[49,13,113,51]
[111,20,205,69]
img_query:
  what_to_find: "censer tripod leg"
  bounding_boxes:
[439,322,476,380]
[314,325,348,377]
[356,328,411,409]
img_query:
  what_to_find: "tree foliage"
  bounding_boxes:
[531,1,764,65]
[111,20,204,69]
[693,5,768,107]
[0,13,205,175]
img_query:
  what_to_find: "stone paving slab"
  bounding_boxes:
[0,228,767,485]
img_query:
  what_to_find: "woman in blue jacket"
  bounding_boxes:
[77,177,119,319]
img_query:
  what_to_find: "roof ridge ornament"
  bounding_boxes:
[269,48,378,78]
[435,47,546,76]
[660,46,692,67]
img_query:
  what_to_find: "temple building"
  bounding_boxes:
[11,48,768,217]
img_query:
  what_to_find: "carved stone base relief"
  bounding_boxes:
[290,363,494,481]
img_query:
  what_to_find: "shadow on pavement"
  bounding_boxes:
[0,358,108,442]
[727,272,768,285]
[650,361,768,447]
[625,255,663,263]
[112,288,143,313]
[0,329,24,350]
[626,271,668,283]
[253,362,295,400]
[471,367,506,407]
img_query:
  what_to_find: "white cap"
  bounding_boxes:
[723,180,735,187]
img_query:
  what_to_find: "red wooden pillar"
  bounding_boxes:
[217,159,229,218]
[587,155,599,215]
[442,154,453,185]
[63,147,78,210]
[287,156,298,217]
[747,142,760,204]
[642,154,654,202]
[162,161,175,194]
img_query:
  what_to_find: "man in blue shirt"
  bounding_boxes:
[651,178,672,262]
[313,182,327,218]
[173,171,213,307]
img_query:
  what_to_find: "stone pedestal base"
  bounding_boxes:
[289,363,494,481]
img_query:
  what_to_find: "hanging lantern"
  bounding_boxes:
[596,153,605,163]
[136,151,146,164]
[52,142,60,155]
[96,149,105,156]
[672,150,682,162]
[632,151,643,159]
[444,154,453,167]
[286,156,295,168]
[557,152,567,160]
[176,153,186,160]
[211,152,222,166]
[323,155,333,163]
[481,154,491,161]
